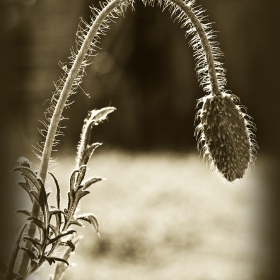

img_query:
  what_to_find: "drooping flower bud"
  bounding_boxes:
[196,93,256,182]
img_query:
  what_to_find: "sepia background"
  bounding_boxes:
[0,0,279,279]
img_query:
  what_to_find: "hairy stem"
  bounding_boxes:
[16,0,223,277]
[39,0,126,184]
[18,0,127,277]
[172,0,221,96]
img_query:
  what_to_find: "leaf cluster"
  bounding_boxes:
[3,107,115,280]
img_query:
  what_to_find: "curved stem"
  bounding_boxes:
[18,0,127,277]
[17,0,222,277]
[171,0,221,96]
[38,0,126,184]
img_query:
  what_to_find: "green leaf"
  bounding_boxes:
[77,213,100,236]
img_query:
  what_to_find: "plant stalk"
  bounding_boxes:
[18,0,126,277]
[172,0,221,96]
[15,0,222,277]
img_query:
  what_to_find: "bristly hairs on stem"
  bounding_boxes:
[35,0,226,177]
[35,0,132,182]
[11,0,258,279]
[18,1,131,278]
[34,0,257,188]
[141,0,257,180]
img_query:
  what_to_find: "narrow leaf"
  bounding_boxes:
[37,178,48,208]
[20,248,37,261]
[49,208,63,231]
[67,191,74,210]
[14,167,40,192]
[43,256,69,266]
[28,216,45,231]
[18,181,35,203]
[49,208,64,216]
[48,171,61,209]
[75,190,90,204]
[91,107,116,124]
[77,213,100,236]
[76,165,87,186]
[48,224,59,237]
[83,177,103,190]
[59,240,76,252]
[16,210,32,217]
[53,236,82,280]
[48,230,76,244]
[68,219,84,227]
[69,169,79,192]
[29,190,41,208]
[82,143,102,165]
[23,237,42,251]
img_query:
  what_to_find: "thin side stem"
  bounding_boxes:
[18,0,127,277]
[39,0,125,183]
[172,0,221,96]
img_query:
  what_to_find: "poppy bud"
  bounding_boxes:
[196,93,256,182]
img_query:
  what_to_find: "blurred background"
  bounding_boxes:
[0,0,279,279]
